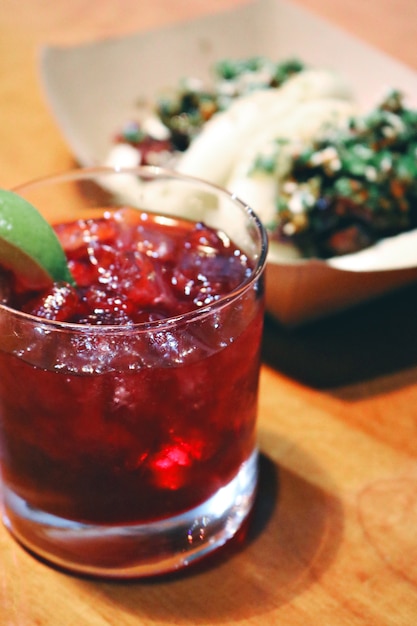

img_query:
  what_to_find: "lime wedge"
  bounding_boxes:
[0,189,75,289]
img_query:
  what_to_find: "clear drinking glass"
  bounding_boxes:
[0,166,267,578]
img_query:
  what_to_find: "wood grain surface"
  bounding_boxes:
[1,1,417,624]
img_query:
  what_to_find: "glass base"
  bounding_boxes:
[1,450,258,578]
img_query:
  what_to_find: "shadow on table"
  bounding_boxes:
[262,282,417,389]
[72,439,344,623]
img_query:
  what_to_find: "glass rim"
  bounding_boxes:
[0,165,268,333]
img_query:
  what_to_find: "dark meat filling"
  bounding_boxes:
[274,90,417,258]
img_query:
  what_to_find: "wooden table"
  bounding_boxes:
[1,1,417,623]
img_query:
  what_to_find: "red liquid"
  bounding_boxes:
[0,209,264,525]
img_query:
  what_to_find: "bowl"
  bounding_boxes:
[39,0,417,326]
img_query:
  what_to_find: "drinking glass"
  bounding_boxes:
[0,166,268,578]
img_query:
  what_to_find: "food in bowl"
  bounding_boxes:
[106,55,417,265]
